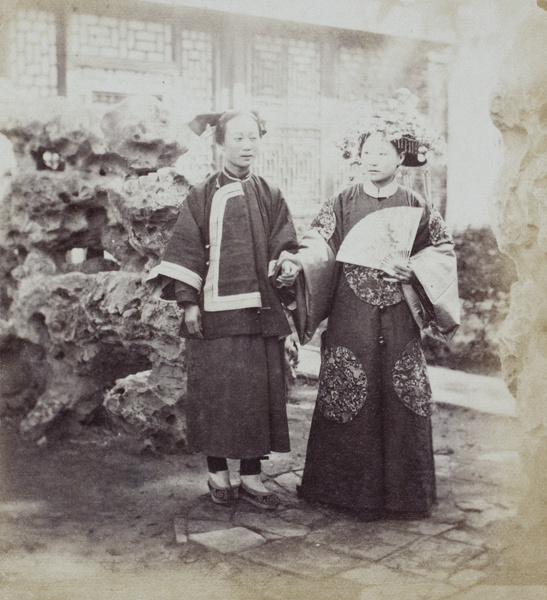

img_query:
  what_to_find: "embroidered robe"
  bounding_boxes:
[292,179,459,516]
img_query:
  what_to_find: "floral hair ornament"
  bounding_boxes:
[337,89,441,201]
[337,89,438,168]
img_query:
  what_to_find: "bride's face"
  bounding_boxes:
[360,133,405,186]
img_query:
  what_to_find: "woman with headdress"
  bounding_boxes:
[146,110,298,509]
[277,91,460,520]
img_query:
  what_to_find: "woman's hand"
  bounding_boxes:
[276,259,302,288]
[392,261,415,284]
[184,303,203,338]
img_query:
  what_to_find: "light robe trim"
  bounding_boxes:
[203,182,263,312]
[145,260,203,300]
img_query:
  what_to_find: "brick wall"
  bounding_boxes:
[9,9,57,97]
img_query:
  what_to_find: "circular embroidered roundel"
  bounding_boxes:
[317,345,368,423]
[344,263,403,307]
[392,339,433,417]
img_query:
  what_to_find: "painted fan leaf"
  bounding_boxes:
[336,206,423,276]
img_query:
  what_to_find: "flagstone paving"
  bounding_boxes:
[162,364,541,600]
[1,353,544,600]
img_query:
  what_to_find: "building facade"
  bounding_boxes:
[1,0,457,219]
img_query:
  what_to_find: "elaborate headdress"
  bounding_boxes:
[337,89,438,167]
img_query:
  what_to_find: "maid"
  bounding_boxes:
[146,110,298,509]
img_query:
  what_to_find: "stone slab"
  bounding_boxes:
[464,507,517,530]
[307,521,420,561]
[189,527,266,554]
[187,519,234,534]
[466,552,492,569]
[341,563,429,585]
[381,536,482,577]
[430,504,467,525]
[449,569,488,588]
[442,528,487,547]
[276,507,326,528]
[261,532,284,541]
[233,512,309,538]
[398,521,456,536]
[456,499,493,512]
[239,537,363,579]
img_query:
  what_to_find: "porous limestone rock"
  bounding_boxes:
[103,367,187,452]
[100,95,194,172]
[0,97,192,446]
[489,6,547,527]
[107,167,188,262]
[10,270,184,440]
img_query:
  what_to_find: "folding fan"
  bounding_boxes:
[336,206,424,276]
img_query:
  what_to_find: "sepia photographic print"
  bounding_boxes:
[0,1,546,599]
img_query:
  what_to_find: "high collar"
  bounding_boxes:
[362,178,399,199]
[222,166,252,182]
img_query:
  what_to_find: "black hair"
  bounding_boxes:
[358,132,426,167]
[214,110,265,145]
[358,133,403,156]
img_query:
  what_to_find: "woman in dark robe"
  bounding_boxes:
[277,96,459,520]
[146,110,298,509]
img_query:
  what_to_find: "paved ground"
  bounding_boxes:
[1,350,545,600]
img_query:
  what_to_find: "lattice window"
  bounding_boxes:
[287,39,321,115]
[9,9,57,97]
[251,35,285,97]
[250,34,320,115]
[255,128,321,208]
[69,66,174,102]
[338,45,368,102]
[180,29,214,114]
[337,43,394,103]
[69,14,172,63]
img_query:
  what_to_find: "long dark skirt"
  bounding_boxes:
[185,335,289,459]
[300,275,436,515]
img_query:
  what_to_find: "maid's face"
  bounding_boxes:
[220,115,261,175]
[360,133,405,187]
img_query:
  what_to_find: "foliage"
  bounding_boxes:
[423,226,517,375]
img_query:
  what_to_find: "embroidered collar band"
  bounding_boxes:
[362,178,399,199]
